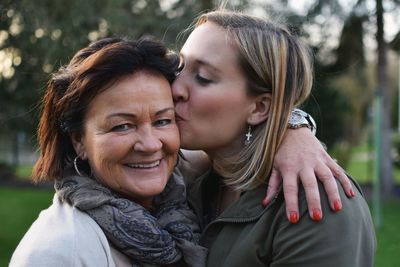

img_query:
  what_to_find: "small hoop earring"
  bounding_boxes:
[74,156,84,176]
[245,125,253,145]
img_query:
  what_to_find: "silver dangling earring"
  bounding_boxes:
[73,156,84,176]
[245,125,253,145]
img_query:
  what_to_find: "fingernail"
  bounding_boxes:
[289,211,298,224]
[261,198,269,207]
[334,200,342,212]
[349,188,355,197]
[312,210,322,221]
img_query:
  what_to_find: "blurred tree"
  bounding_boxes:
[390,31,400,54]
[264,0,398,184]
[0,0,253,166]
[324,12,371,167]
[390,31,400,130]
[375,0,394,197]
[0,0,202,165]
[0,0,398,186]
[201,0,213,10]
[289,1,368,151]
[300,0,396,194]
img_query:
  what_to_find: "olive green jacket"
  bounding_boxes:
[187,170,376,267]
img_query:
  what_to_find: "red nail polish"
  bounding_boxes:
[349,188,355,197]
[289,212,298,224]
[334,200,342,212]
[312,210,322,221]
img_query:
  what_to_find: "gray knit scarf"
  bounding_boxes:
[55,169,207,267]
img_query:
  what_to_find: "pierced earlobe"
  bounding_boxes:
[70,133,86,160]
[244,125,253,145]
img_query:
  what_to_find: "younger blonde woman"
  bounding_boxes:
[173,10,376,267]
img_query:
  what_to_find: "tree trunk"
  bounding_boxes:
[376,0,394,197]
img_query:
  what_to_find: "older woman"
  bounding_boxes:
[173,10,376,266]
[10,37,206,267]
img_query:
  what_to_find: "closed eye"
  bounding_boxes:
[195,74,213,85]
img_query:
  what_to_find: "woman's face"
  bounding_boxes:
[172,22,254,156]
[73,72,180,208]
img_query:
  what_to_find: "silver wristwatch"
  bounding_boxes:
[288,108,317,135]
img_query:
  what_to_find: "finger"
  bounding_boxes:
[314,164,342,212]
[327,160,355,198]
[282,173,300,224]
[299,168,322,221]
[262,168,282,206]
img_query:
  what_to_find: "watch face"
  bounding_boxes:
[288,109,316,134]
[289,112,303,124]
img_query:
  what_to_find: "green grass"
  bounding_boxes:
[344,144,400,185]
[0,187,53,266]
[0,186,399,266]
[373,201,400,267]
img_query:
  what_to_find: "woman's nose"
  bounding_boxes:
[172,75,189,102]
[133,127,163,153]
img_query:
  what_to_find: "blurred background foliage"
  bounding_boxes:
[0,0,400,266]
[0,0,399,193]
[0,0,398,166]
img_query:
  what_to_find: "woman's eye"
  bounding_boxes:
[154,119,172,127]
[111,124,131,132]
[195,74,213,85]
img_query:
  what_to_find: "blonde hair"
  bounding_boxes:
[196,10,313,190]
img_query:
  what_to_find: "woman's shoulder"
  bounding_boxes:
[283,177,376,241]
[9,195,114,267]
[33,195,106,241]
[269,177,376,267]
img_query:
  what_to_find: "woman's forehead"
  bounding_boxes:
[180,22,238,69]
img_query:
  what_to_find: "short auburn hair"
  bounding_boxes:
[32,37,179,182]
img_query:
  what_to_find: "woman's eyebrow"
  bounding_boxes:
[155,107,175,116]
[106,107,175,119]
[195,59,221,73]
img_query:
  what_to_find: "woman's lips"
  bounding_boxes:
[175,113,186,122]
[125,160,161,169]
[174,105,188,121]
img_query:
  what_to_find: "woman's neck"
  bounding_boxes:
[217,184,241,215]
[206,141,244,215]
[205,135,244,162]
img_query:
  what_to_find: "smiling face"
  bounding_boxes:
[72,71,180,208]
[172,22,255,157]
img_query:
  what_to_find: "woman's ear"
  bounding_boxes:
[247,93,271,125]
[70,133,87,159]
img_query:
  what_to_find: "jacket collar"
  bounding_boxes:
[217,186,268,220]
[187,168,274,225]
